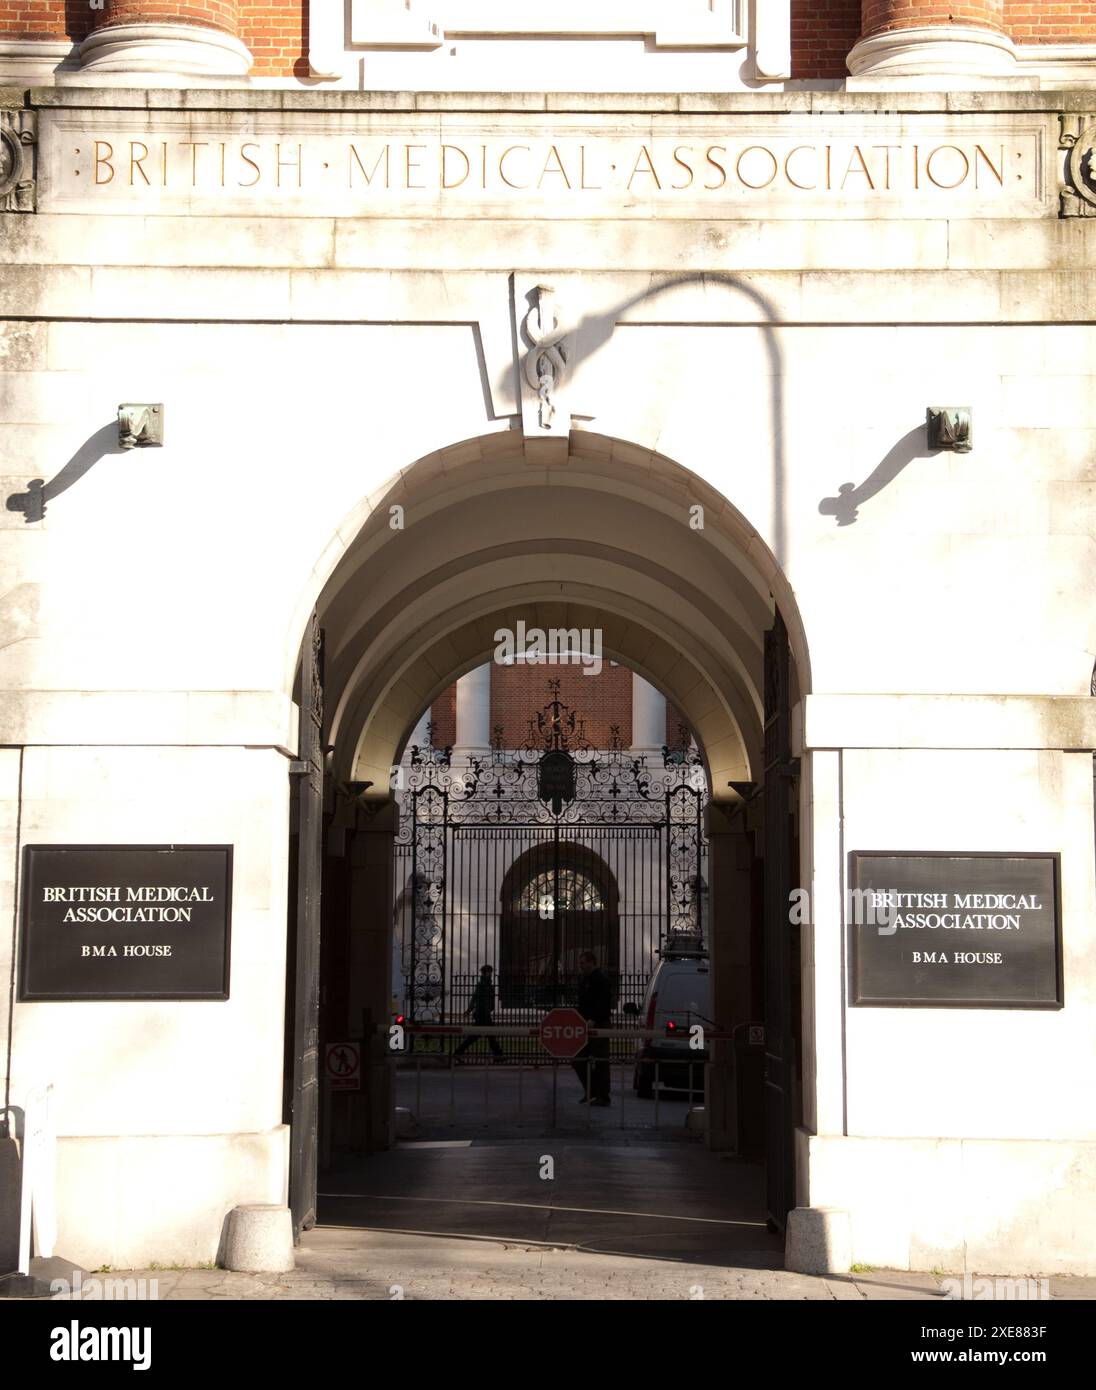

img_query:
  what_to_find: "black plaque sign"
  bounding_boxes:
[18,845,232,1001]
[849,852,1062,1009]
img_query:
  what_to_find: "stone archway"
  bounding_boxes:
[290,428,811,1224]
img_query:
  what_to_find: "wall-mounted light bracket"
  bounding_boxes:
[118,404,164,449]
[926,407,972,453]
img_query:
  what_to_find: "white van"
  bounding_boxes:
[633,934,712,1098]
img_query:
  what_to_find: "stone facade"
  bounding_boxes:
[0,5,1094,1279]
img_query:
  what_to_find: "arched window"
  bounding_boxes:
[516,868,605,913]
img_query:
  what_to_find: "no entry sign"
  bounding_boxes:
[324,1042,361,1091]
[539,1008,588,1059]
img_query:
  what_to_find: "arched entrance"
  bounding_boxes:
[286,429,809,1245]
[500,840,621,1006]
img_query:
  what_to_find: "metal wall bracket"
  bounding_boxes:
[927,407,972,453]
[118,404,164,449]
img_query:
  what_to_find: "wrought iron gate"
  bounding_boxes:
[393,683,708,1058]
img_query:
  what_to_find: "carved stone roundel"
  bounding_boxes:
[0,128,18,196]
[1067,126,1096,209]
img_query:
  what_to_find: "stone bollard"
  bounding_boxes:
[223,1204,294,1273]
[784,1206,852,1274]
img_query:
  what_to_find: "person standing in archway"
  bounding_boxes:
[573,951,612,1105]
[454,964,504,1062]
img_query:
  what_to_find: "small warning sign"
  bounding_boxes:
[323,1042,361,1091]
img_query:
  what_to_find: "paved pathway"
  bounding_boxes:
[66,1239,1096,1301]
[28,1072,1096,1302]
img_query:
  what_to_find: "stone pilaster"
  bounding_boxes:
[631,672,667,755]
[454,664,492,753]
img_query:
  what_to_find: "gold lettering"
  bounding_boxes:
[276,142,302,189]
[441,144,469,190]
[974,143,1005,188]
[219,142,226,187]
[160,141,168,186]
[94,140,114,186]
[925,144,969,190]
[840,144,875,191]
[872,145,900,191]
[129,141,150,187]
[480,144,488,189]
[181,141,207,186]
[736,145,778,191]
[499,145,531,190]
[349,144,390,188]
[238,142,261,188]
[703,146,727,191]
[580,144,601,191]
[405,144,427,190]
[784,144,817,191]
[671,145,695,191]
[539,145,572,189]
[913,143,920,190]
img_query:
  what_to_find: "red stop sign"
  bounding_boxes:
[540,1007,589,1059]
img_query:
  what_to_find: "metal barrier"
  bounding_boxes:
[384,1023,717,1132]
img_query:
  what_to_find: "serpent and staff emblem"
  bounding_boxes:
[523,285,568,429]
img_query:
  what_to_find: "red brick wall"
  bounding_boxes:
[491,662,633,750]
[429,663,634,751]
[0,1,91,40]
[861,0,1004,35]
[665,703,691,752]
[428,684,456,749]
[238,0,307,77]
[97,1,238,32]
[791,0,863,78]
[1004,1,1096,43]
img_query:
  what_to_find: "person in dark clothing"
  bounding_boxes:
[454,964,503,1060]
[573,951,612,1105]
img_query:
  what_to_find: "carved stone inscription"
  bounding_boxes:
[37,113,1051,219]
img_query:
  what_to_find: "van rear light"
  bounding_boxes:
[665,1020,678,1035]
[645,992,658,1030]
